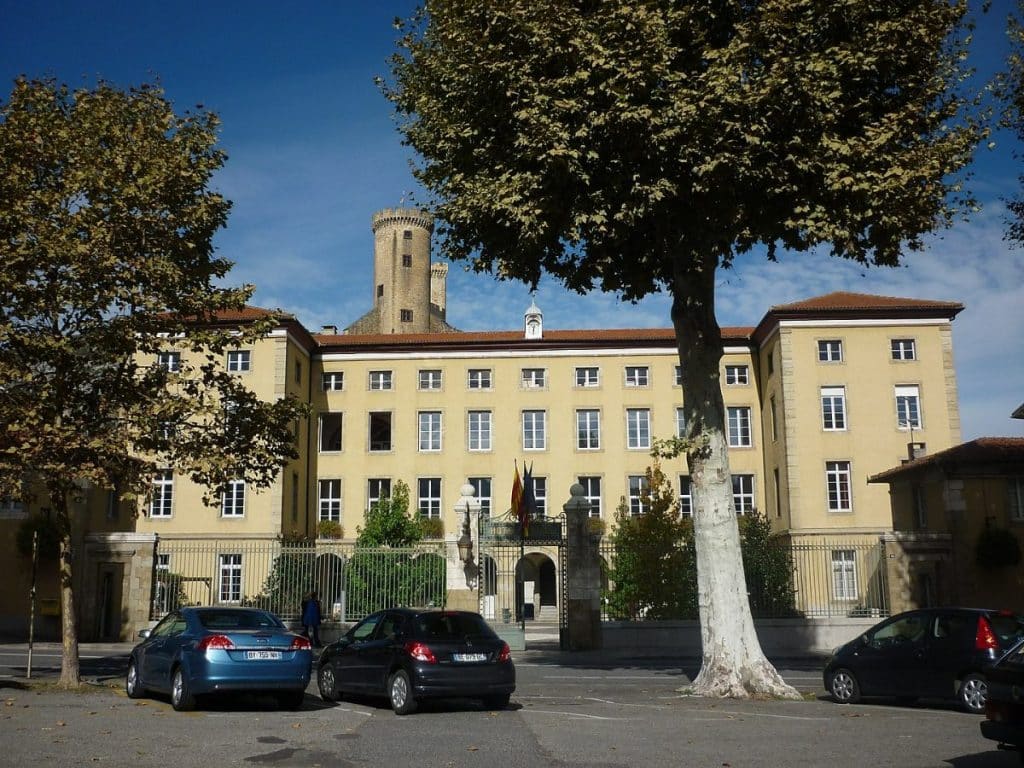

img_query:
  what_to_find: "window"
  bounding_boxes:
[369,370,393,390]
[575,366,599,387]
[221,480,245,518]
[219,554,242,603]
[291,471,299,522]
[625,366,649,387]
[725,365,749,385]
[769,395,778,441]
[913,484,927,529]
[767,348,774,375]
[468,369,492,389]
[727,406,752,447]
[418,411,442,452]
[294,360,302,383]
[377,284,384,298]
[367,478,391,511]
[821,386,847,431]
[891,338,916,361]
[626,408,651,449]
[418,369,442,390]
[826,461,852,512]
[319,479,341,522]
[678,475,692,517]
[675,365,684,386]
[818,340,843,362]
[576,409,601,450]
[227,350,251,372]
[369,412,392,451]
[106,486,120,520]
[831,550,857,600]
[732,474,754,515]
[578,476,602,517]
[895,385,921,429]
[402,229,413,240]
[628,475,649,516]
[402,254,413,267]
[468,410,492,451]
[0,496,26,518]
[319,413,342,452]
[675,407,687,439]
[530,475,547,516]
[521,368,546,388]
[773,468,781,518]
[149,470,173,517]
[322,372,344,391]
[400,309,413,323]
[522,410,546,450]
[157,351,181,372]
[418,477,441,518]
[1009,478,1024,522]
[469,477,492,517]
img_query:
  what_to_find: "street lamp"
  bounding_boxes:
[457,502,474,564]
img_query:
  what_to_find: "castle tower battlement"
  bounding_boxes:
[371,207,434,334]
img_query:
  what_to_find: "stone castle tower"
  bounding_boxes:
[345,208,457,335]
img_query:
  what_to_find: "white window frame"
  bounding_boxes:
[322,372,344,391]
[732,474,754,515]
[417,477,442,519]
[468,410,492,451]
[522,410,547,451]
[221,479,245,518]
[369,370,393,391]
[725,365,749,385]
[821,386,847,431]
[367,478,391,511]
[576,409,601,450]
[674,365,683,386]
[319,412,343,452]
[675,407,687,439]
[831,550,857,601]
[575,366,599,387]
[418,369,442,390]
[158,351,181,372]
[521,368,546,389]
[895,384,922,430]
[624,366,649,387]
[727,406,752,447]
[628,475,649,516]
[626,408,651,450]
[891,338,917,361]
[826,461,853,513]
[318,479,342,522]
[227,350,251,373]
[218,554,243,603]
[468,368,492,390]
[577,476,602,518]
[531,475,548,516]
[149,470,173,518]
[418,411,442,452]
[469,477,492,517]
[818,339,843,362]
[679,475,693,517]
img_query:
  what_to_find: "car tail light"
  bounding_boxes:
[976,616,999,651]
[290,636,312,650]
[497,642,512,663]
[404,641,437,664]
[197,634,234,651]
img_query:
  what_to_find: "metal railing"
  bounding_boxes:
[152,538,448,623]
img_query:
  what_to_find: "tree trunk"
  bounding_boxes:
[672,254,799,700]
[53,494,81,689]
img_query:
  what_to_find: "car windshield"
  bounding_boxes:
[196,609,282,630]
[416,612,494,639]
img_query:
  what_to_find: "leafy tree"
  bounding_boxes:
[1004,1,1024,243]
[605,461,697,620]
[739,512,796,618]
[0,78,307,687]
[383,0,982,698]
[356,481,421,546]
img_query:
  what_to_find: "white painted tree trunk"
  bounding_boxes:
[672,256,799,700]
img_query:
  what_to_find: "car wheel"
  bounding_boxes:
[318,661,339,702]
[277,690,305,711]
[389,670,417,715]
[483,693,510,710]
[828,668,861,705]
[171,667,195,712]
[125,660,145,699]
[958,673,986,714]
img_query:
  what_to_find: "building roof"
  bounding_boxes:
[1013,403,1024,419]
[868,438,1024,484]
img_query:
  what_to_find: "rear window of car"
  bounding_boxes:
[988,613,1024,645]
[196,610,282,630]
[415,612,496,639]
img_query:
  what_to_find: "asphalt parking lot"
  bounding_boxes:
[0,642,1019,768]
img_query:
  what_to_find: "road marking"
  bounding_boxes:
[521,709,634,721]
[688,707,830,722]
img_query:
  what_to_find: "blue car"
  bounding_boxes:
[126,606,313,711]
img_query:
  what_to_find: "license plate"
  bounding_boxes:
[452,653,487,663]
[246,650,281,660]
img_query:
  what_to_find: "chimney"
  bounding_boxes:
[908,442,926,460]
[320,324,338,335]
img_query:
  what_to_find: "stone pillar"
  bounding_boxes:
[564,484,602,650]
[445,484,481,612]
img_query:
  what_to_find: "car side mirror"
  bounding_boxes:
[138,629,151,640]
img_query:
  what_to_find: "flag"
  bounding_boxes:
[520,463,537,537]
[511,462,524,535]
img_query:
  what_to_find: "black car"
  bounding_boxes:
[980,636,1024,760]
[316,608,516,715]
[824,607,1024,713]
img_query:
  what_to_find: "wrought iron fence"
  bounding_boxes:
[151,538,449,623]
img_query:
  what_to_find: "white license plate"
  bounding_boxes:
[452,653,487,663]
[245,650,282,660]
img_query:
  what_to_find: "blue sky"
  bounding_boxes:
[2,1,1022,440]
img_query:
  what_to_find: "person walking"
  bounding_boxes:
[302,590,322,647]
